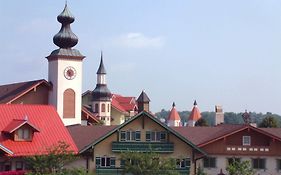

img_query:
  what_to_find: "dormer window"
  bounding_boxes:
[3,117,40,142]
[17,128,31,141]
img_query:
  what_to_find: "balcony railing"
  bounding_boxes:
[112,142,174,153]
[95,167,189,175]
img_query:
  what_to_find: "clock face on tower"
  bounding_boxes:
[64,66,76,80]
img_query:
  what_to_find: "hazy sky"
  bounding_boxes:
[0,1,281,114]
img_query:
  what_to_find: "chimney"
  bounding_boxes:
[215,105,224,125]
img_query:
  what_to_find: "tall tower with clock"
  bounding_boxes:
[46,4,85,126]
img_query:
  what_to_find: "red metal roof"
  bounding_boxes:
[0,104,78,157]
[3,119,40,133]
[111,94,137,113]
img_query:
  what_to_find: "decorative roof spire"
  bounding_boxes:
[97,51,107,74]
[53,3,78,49]
[172,102,176,108]
[193,100,197,106]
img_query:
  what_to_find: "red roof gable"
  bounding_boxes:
[82,106,100,124]
[3,119,40,133]
[0,104,78,157]
[167,105,181,121]
[111,94,137,113]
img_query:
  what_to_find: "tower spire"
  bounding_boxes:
[53,3,78,49]
[97,51,106,74]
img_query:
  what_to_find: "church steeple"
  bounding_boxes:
[92,53,112,126]
[46,4,85,126]
[53,3,78,49]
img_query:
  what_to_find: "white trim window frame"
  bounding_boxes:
[243,136,251,146]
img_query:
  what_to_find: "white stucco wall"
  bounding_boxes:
[197,155,281,175]
[48,59,82,126]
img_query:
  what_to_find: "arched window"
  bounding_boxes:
[108,104,110,112]
[101,104,106,112]
[95,104,99,113]
[63,89,75,118]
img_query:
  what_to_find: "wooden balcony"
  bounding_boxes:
[95,167,189,175]
[111,141,174,153]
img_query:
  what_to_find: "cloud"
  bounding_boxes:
[112,33,165,49]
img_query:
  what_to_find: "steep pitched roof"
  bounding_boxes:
[97,53,106,74]
[188,101,201,121]
[81,106,100,124]
[112,94,137,113]
[167,102,181,121]
[3,119,40,133]
[0,79,50,104]
[137,91,150,103]
[0,104,78,156]
[67,125,117,151]
[173,124,281,147]
[73,111,205,155]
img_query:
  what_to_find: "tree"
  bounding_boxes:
[25,141,76,174]
[226,160,255,175]
[121,151,180,175]
[259,116,278,128]
[195,118,209,126]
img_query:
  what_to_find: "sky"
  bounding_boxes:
[0,1,281,114]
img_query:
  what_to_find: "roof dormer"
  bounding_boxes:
[3,116,40,142]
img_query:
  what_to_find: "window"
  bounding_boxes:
[203,157,216,168]
[228,158,241,165]
[63,89,75,118]
[252,158,266,169]
[17,128,30,140]
[107,104,110,112]
[120,131,126,141]
[146,131,167,142]
[96,157,115,168]
[243,136,251,146]
[120,130,141,142]
[101,104,106,112]
[176,158,190,169]
[15,161,23,170]
[277,159,281,170]
[95,104,99,113]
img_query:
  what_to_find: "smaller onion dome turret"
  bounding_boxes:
[92,53,111,101]
[53,4,78,49]
[92,84,111,101]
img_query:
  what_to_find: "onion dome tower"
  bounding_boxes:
[46,4,85,126]
[167,102,182,127]
[92,52,112,126]
[187,100,201,127]
[137,90,150,113]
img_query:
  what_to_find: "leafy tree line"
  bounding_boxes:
[155,109,281,127]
